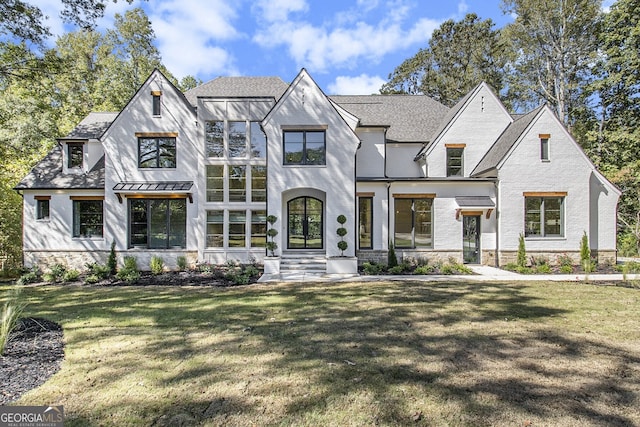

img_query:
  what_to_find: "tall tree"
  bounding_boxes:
[381,13,512,107]
[585,0,640,254]
[501,0,601,127]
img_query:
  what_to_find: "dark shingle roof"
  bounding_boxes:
[64,112,118,139]
[471,106,544,176]
[330,95,449,143]
[184,76,289,106]
[14,145,104,190]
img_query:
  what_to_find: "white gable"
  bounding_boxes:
[425,83,512,177]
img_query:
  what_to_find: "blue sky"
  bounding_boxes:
[37,0,616,95]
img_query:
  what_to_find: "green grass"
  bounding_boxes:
[2,280,639,426]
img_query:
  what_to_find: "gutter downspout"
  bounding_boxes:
[384,129,390,252]
[494,179,500,267]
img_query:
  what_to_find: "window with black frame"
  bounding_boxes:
[283,130,326,165]
[138,137,176,168]
[128,198,186,248]
[73,199,103,238]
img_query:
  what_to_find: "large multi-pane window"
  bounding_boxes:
[446,147,464,176]
[229,211,246,247]
[251,165,267,202]
[525,196,564,237]
[206,210,224,247]
[205,210,266,248]
[251,210,267,247]
[358,197,373,249]
[394,197,433,248]
[228,121,247,157]
[284,130,326,165]
[138,137,176,168]
[206,121,224,157]
[250,122,266,158]
[229,166,246,202]
[129,198,186,248]
[206,165,224,202]
[73,199,103,238]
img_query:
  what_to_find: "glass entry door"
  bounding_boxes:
[288,197,323,249]
[463,215,481,264]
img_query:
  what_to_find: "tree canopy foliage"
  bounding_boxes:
[382,13,512,107]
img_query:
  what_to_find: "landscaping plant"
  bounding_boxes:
[0,288,27,355]
[336,215,348,256]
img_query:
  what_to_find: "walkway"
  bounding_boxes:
[259,265,640,283]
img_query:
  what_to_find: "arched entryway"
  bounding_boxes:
[287,196,323,249]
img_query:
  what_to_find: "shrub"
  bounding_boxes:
[1,288,27,355]
[503,263,519,272]
[440,264,455,275]
[62,269,80,283]
[557,253,574,267]
[414,264,436,275]
[618,232,639,257]
[336,215,348,256]
[266,215,279,257]
[116,256,139,283]
[534,264,552,274]
[616,261,640,274]
[224,262,260,285]
[559,265,573,274]
[580,231,591,270]
[150,256,164,275]
[16,268,41,286]
[86,263,111,280]
[388,262,411,275]
[362,262,385,275]
[177,256,188,271]
[84,275,100,284]
[123,256,138,271]
[517,234,527,267]
[530,256,549,267]
[43,263,67,283]
[107,241,117,275]
[388,241,398,268]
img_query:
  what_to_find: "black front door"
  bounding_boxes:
[288,197,323,249]
[463,215,481,264]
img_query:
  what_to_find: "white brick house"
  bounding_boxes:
[15,69,620,273]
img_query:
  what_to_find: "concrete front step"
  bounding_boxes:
[280,251,327,273]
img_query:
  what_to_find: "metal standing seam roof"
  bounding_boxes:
[113,182,194,192]
[455,196,496,208]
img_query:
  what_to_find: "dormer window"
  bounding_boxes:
[540,134,550,161]
[446,144,465,177]
[68,142,84,169]
[152,91,162,116]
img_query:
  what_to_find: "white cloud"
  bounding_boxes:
[457,0,469,16]
[602,0,615,12]
[253,16,439,72]
[253,0,308,23]
[327,74,386,95]
[148,0,241,78]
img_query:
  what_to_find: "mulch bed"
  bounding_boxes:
[0,317,64,405]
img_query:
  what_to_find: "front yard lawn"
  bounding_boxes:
[3,280,639,426]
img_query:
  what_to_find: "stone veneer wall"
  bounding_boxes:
[358,250,497,266]
[24,250,199,272]
[498,250,617,267]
